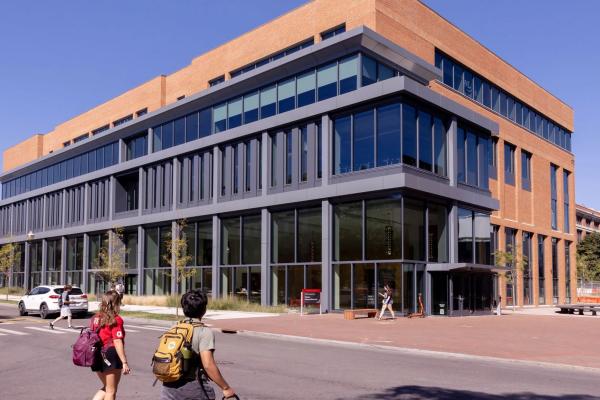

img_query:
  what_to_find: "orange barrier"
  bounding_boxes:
[577,297,600,304]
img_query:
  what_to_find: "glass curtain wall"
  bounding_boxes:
[143,225,172,295]
[87,233,109,295]
[220,215,261,303]
[271,206,322,306]
[12,243,25,288]
[45,239,62,285]
[552,238,559,304]
[522,232,532,305]
[29,241,43,288]
[333,100,448,178]
[66,236,84,286]
[538,235,546,304]
[332,195,447,313]
[179,220,213,296]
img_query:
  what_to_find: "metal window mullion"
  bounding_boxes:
[361,200,366,261]
[294,209,298,263]
[350,114,354,172]
[350,263,354,309]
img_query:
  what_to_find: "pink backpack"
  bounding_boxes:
[72,327,101,367]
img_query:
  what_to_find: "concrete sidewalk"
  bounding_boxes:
[206,311,600,370]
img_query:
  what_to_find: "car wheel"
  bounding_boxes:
[40,303,50,319]
[18,302,28,316]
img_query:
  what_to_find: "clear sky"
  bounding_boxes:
[0,1,598,206]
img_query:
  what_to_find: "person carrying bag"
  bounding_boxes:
[155,289,236,400]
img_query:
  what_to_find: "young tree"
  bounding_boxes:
[95,227,129,290]
[577,233,600,282]
[163,219,195,316]
[494,243,528,312]
[0,241,22,300]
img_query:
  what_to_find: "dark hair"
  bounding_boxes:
[181,289,208,319]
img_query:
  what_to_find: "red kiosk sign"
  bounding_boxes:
[300,289,322,315]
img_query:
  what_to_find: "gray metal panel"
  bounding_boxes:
[136,226,144,296]
[82,233,89,293]
[60,237,67,285]
[260,209,269,306]
[321,200,331,311]
[211,215,219,299]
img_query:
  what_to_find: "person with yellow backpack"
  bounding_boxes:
[153,289,237,400]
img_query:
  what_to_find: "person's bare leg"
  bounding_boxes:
[388,304,395,319]
[92,372,107,400]
[67,314,73,328]
[104,370,122,400]
[50,315,64,329]
[378,304,386,320]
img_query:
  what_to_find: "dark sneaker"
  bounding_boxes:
[49,323,54,330]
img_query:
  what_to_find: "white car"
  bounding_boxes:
[18,285,89,319]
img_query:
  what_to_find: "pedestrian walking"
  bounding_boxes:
[90,290,131,400]
[377,283,395,320]
[159,289,236,400]
[50,284,74,329]
[496,295,502,316]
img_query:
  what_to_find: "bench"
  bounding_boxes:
[344,308,378,320]
[557,304,598,316]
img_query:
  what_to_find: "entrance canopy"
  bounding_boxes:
[426,263,507,274]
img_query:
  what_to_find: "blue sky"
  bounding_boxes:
[0,1,597,206]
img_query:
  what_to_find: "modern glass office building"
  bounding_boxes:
[0,0,575,314]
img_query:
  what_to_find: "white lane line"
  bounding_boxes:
[125,325,165,332]
[123,328,140,333]
[25,326,65,334]
[0,327,29,336]
[0,333,6,336]
[52,327,80,333]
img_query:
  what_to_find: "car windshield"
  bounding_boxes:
[54,288,83,295]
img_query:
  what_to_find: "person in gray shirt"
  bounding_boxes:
[50,284,73,329]
[160,290,237,400]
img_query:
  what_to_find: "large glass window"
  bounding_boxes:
[260,85,277,119]
[334,202,362,261]
[317,62,337,101]
[298,207,321,262]
[403,199,425,261]
[242,215,261,264]
[271,210,295,264]
[174,117,185,146]
[552,238,559,303]
[213,103,227,133]
[333,115,351,174]
[418,111,433,172]
[457,127,466,183]
[376,103,401,167]
[504,143,515,185]
[458,208,473,263]
[550,164,558,230]
[564,170,570,233]
[466,130,478,186]
[353,110,374,171]
[521,151,532,191]
[338,55,358,94]
[474,213,491,265]
[365,198,402,260]
[433,118,449,167]
[221,217,241,265]
[185,113,199,142]
[428,204,448,262]
[402,104,417,166]
[243,92,259,124]
[227,97,243,129]
[538,235,546,304]
[296,70,316,107]
[277,78,295,113]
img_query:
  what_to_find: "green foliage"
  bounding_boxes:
[493,243,528,285]
[0,240,22,300]
[95,227,128,286]
[577,233,600,282]
[162,220,196,316]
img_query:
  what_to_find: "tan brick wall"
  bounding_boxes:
[3,135,43,172]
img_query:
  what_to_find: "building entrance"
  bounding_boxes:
[450,271,494,315]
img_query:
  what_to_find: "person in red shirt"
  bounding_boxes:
[90,290,131,400]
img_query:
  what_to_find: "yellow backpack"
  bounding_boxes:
[151,320,203,383]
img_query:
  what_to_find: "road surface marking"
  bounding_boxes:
[125,325,165,332]
[52,327,80,333]
[123,328,140,333]
[0,327,29,336]
[25,326,65,334]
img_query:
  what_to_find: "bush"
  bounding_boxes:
[0,287,27,296]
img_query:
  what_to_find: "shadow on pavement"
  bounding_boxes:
[341,386,598,400]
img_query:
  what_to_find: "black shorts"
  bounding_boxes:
[91,346,123,373]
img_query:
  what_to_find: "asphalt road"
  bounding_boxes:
[0,303,599,400]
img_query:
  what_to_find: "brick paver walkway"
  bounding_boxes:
[209,313,600,369]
